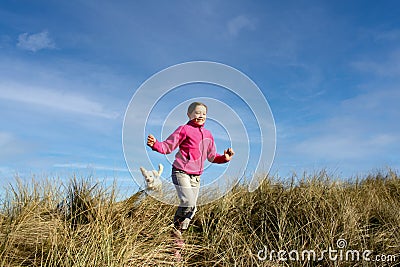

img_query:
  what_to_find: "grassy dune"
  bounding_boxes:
[0,170,399,266]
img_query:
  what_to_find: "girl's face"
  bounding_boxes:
[187,105,207,125]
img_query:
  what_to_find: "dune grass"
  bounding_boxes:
[0,170,399,266]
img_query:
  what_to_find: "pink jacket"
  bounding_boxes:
[151,120,229,175]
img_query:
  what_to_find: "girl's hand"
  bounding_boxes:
[147,134,156,147]
[223,148,235,161]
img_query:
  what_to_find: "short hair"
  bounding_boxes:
[187,102,207,114]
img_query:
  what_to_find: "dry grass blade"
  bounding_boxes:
[0,170,399,266]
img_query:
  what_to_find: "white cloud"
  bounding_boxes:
[374,29,400,41]
[0,132,29,160]
[0,166,15,175]
[294,133,398,160]
[0,132,14,147]
[227,15,256,37]
[0,82,119,119]
[289,87,400,160]
[53,162,128,172]
[351,49,400,77]
[360,27,400,42]
[17,30,55,52]
[283,63,326,102]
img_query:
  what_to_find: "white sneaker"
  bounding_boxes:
[181,218,191,230]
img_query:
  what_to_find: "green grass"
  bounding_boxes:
[0,170,399,266]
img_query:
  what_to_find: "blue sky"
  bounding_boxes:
[1,0,399,194]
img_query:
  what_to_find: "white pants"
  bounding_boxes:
[172,167,200,228]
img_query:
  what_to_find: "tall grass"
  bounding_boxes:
[0,170,399,266]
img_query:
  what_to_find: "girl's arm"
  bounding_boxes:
[148,126,186,154]
[206,136,231,163]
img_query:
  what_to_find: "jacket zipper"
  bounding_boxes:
[200,127,204,174]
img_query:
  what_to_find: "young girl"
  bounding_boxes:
[147,102,234,234]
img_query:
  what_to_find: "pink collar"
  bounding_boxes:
[187,120,204,128]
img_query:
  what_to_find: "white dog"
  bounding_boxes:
[140,163,163,193]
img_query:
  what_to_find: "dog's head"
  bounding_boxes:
[139,163,163,191]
